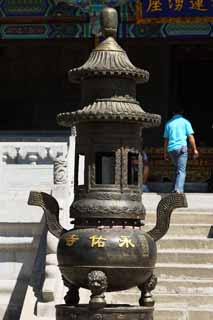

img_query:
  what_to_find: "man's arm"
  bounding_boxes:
[188,134,199,158]
[143,163,149,184]
[142,152,149,184]
[164,138,169,160]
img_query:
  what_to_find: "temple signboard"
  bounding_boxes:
[0,1,213,38]
[136,0,213,24]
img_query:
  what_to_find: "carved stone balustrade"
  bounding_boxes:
[0,142,69,191]
[0,142,68,165]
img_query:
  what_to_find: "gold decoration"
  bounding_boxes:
[119,236,135,248]
[89,235,107,248]
[65,234,80,247]
[140,235,149,257]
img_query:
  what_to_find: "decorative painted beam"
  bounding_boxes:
[0,15,87,24]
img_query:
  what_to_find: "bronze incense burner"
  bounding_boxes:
[28,7,187,320]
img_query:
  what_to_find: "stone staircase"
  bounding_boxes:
[0,185,72,320]
[0,189,47,320]
[1,191,213,320]
[109,193,213,320]
[0,136,72,319]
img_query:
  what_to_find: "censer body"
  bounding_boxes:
[57,227,157,291]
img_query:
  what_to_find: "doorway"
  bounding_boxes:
[0,39,93,131]
[170,43,213,147]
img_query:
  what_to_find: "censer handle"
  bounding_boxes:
[147,193,188,242]
[28,191,67,239]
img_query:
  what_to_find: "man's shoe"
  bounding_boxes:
[171,190,184,194]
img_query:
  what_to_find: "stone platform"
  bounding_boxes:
[147,182,208,193]
[56,304,154,320]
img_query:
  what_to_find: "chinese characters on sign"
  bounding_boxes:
[89,235,107,248]
[136,0,213,24]
[65,234,149,255]
[65,234,80,247]
[119,236,135,248]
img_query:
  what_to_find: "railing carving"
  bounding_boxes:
[0,142,68,165]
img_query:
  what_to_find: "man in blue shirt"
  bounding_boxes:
[142,151,150,192]
[163,107,199,193]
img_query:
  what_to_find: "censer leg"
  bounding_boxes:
[138,274,157,307]
[88,270,108,310]
[62,277,80,306]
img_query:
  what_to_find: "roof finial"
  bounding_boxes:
[100,7,118,39]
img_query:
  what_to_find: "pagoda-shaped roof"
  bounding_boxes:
[57,7,161,128]
[57,100,160,127]
[68,36,149,84]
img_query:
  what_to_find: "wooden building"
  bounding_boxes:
[0,0,213,185]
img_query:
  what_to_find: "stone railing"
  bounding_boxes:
[0,142,68,165]
[0,142,70,190]
[0,133,78,319]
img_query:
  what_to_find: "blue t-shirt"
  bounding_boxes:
[142,151,148,165]
[163,114,194,152]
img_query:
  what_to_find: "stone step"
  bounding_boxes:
[81,284,213,302]
[145,211,213,225]
[157,249,213,264]
[156,263,213,279]
[109,290,213,307]
[0,189,51,200]
[142,193,213,212]
[0,190,45,238]
[0,280,28,303]
[158,236,213,250]
[0,236,38,249]
[0,202,44,223]
[109,278,213,297]
[154,293,213,306]
[0,190,48,224]
[35,301,56,319]
[144,223,212,237]
[0,236,39,282]
[0,222,44,237]
[152,278,213,294]
[0,259,37,280]
[153,305,213,320]
[159,278,213,293]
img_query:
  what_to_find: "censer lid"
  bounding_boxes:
[68,7,149,84]
[57,101,161,127]
[68,37,149,84]
[57,7,161,127]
